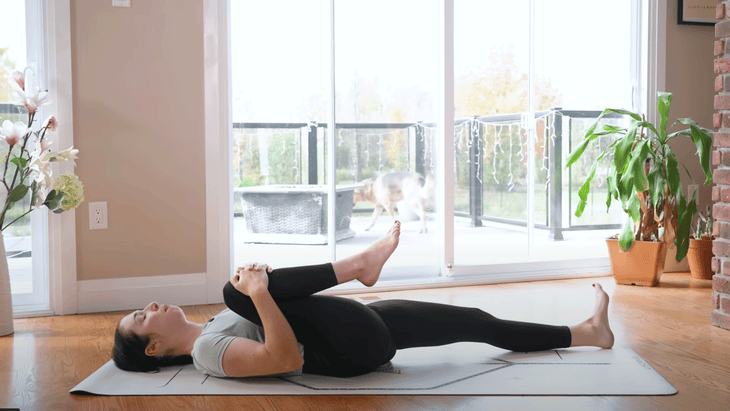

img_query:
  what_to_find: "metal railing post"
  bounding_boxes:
[469,116,483,227]
[307,121,318,184]
[548,109,564,240]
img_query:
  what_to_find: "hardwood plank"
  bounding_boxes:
[1,273,729,411]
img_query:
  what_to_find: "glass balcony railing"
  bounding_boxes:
[232,108,626,241]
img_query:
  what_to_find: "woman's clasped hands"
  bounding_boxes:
[231,262,272,296]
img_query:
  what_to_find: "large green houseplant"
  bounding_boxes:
[566,92,712,284]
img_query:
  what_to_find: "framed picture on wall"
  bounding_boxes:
[678,0,720,26]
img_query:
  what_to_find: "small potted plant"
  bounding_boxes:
[687,206,714,280]
[566,92,712,286]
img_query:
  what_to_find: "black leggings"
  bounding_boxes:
[222,263,572,378]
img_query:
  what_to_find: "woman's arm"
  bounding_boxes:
[221,266,304,377]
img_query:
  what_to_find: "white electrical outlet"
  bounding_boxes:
[112,0,131,7]
[89,202,108,229]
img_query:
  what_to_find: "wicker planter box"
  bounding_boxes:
[235,185,360,244]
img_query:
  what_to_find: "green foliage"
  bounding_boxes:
[565,92,713,261]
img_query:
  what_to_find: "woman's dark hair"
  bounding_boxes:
[112,322,192,372]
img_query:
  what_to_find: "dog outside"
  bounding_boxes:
[353,171,434,234]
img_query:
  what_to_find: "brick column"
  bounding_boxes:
[713,1,730,331]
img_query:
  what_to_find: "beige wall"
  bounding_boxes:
[71,0,207,280]
[664,1,716,271]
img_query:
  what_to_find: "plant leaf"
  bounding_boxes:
[10,157,27,169]
[614,122,638,174]
[657,92,673,140]
[627,191,641,222]
[619,217,635,252]
[617,172,633,211]
[675,190,697,262]
[649,169,665,208]
[45,189,57,202]
[44,191,65,211]
[621,140,650,192]
[574,147,610,217]
[666,154,680,197]
[603,108,642,121]
[8,184,28,203]
[633,120,660,141]
[565,136,595,169]
[606,168,617,212]
[685,122,713,185]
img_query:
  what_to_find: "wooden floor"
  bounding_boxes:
[1,273,729,411]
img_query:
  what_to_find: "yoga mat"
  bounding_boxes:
[71,343,676,396]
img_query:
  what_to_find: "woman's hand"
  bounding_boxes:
[231,263,271,296]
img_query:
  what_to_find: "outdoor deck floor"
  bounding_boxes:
[234,213,618,283]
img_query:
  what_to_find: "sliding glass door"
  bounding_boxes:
[230,0,647,281]
[451,0,644,274]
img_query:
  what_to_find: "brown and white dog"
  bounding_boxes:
[353,171,434,233]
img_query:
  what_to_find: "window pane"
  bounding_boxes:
[231,0,333,269]
[453,0,637,267]
[0,1,32,294]
[334,0,441,279]
[453,0,531,265]
[0,0,48,309]
[529,0,633,262]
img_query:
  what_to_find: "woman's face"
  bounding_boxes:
[118,301,186,341]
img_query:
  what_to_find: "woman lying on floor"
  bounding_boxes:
[113,221,614,378]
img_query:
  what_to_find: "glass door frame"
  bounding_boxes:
[214,0,658,288]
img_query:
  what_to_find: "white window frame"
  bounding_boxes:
[47,0,76,316]
[9,0,50,314]
[207,0,664,291]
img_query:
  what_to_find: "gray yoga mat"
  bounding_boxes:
[71,343,676,396]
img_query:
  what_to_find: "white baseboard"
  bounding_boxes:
[77,273,209,314]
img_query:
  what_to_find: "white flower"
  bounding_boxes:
[0,120,28,147]
[36,138,53,155]
[28,153,53,188]
[43,115,58,132]
[10,70,24,91]
[54,147,79,166]
[11,87,51,115]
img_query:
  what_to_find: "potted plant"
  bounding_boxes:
[566,92,712,286]
[687,206,714,280]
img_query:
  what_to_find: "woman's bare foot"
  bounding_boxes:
[569,283,615,349]
[332,221,401,286]
[358,221,401,286]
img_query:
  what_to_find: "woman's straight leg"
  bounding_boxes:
[367,299,572,352]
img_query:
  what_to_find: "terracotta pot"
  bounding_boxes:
[606,238,666,287]
[687,236,714,280]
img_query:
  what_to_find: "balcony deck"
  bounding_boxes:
[234,212,617,284]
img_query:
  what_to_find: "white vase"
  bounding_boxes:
[0,234,14,336]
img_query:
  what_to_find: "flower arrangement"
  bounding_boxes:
[0,71,83,231]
